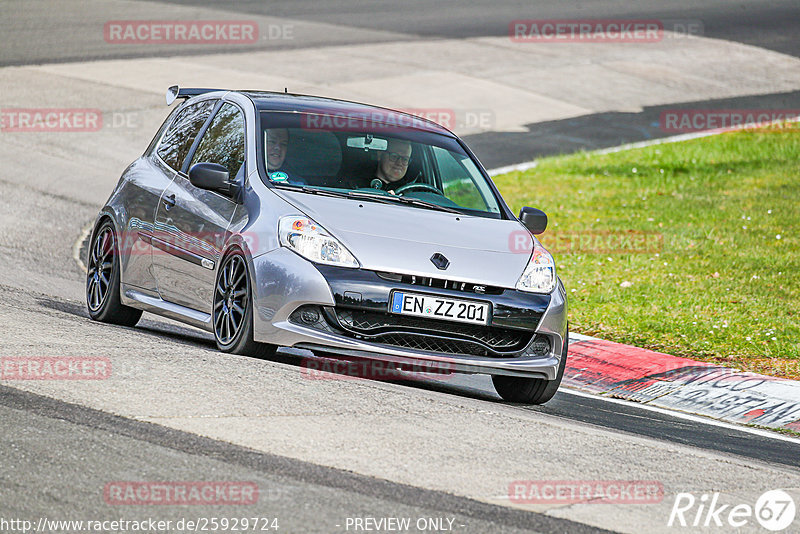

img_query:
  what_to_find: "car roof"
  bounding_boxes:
[238,90,456,137]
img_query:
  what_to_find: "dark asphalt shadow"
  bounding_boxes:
[468,89,800,169]
[135,0,800,58]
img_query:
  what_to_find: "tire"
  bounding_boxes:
[86,220,142,327]
[213,250,276,358]
[492,332,569,404]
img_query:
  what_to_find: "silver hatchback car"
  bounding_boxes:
[86,86,568,404]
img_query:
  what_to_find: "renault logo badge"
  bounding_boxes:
[430,253,450,270]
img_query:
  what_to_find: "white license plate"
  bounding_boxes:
[390,291,490,325]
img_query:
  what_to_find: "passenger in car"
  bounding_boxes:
[367,138,415,194]
[266,128,305,185]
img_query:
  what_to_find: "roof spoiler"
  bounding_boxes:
[166,85,223,106]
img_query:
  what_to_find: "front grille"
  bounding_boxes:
[368,333,492,356]
[375,272,503,295]
[330,308,532,356]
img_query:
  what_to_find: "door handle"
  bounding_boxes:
[163,193,176,211]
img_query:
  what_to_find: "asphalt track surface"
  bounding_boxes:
[5,0,800,63]
[20,287,800,470]
[2,1,800,532]
[3,0,800,166]
[0,386,607,534]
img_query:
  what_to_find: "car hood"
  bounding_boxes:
[273,190,533,288]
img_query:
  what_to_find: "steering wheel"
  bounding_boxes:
[394,183,444,196]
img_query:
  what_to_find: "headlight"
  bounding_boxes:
[278,216,359,268]
[516,241,557,294]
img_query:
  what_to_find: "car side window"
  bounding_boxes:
[156,99,216,171]
[190,103,246,178]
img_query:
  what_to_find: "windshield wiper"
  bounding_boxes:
[345,190,463,214]
[271,183,352,199]
[273,183,462,214]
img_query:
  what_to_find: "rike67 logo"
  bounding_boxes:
[668,490,796,531]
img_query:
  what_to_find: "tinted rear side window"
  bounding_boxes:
[157,99,216,171]
[190,103,246,178]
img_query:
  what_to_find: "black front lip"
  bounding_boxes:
[313,264,550,331]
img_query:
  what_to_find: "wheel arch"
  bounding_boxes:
[219,233,258,291]
[87,211,118,265]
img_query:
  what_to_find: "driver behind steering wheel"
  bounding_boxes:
[368,138,414,194]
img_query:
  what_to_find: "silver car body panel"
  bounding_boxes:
[271,190,531,288]
[94,89,568,380]
[121,285,211,331]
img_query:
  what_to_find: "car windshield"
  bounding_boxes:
[259,111,504,218]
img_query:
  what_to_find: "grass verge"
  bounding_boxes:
[494,127,799,379]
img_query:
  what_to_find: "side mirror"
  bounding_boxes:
[519,207,548,234]
[189,162,231,195]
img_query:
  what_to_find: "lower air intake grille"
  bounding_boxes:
[330,308,532,357]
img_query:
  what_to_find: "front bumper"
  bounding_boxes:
[249,247,567,379]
